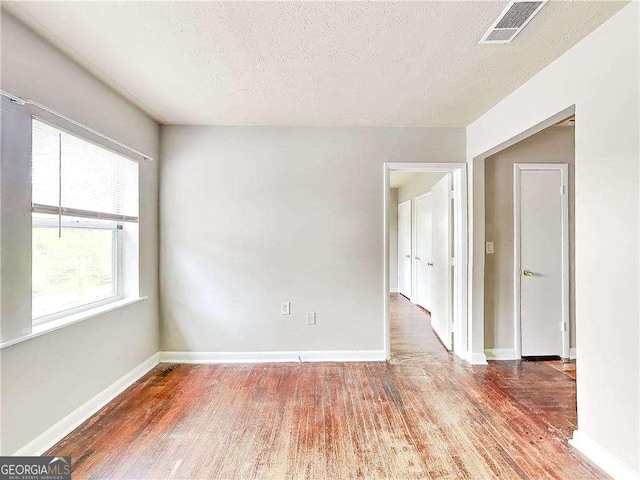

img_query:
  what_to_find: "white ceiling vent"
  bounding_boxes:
[480,0,548,44]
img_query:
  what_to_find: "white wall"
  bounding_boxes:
[484,126,575,351]
[160,126,465,353]
[0,12,160,455]
[467,3,638,475]
[397,172,446,204]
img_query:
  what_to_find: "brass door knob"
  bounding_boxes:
[415,256,420,260]
[405,254,411,258]
[427,262,434,267]
[523,270,534,277]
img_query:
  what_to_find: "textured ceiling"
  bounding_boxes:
[3,1,626,126]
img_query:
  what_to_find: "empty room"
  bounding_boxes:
[0,1,638,479]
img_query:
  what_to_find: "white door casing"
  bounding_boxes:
[514,164,569,358]
[414,193,433,311]
[431,174,453,350]
[397,200,412,299]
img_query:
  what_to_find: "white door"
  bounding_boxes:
[397,200,412,299]
[414,194,433,311]
[516,165,568,357]
[431,174,452,349]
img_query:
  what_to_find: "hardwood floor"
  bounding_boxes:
[544,359,577,380]
[390,294,451,365]
[46,294,603,479]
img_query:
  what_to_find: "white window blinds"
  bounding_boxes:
[32,119,139,222]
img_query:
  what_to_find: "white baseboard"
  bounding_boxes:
[390,287,398,293]
[485,348,519,361]
[301,350,385,362]
[13,352,160,456]
[467,351,488,365]
[485,348,576,361]
[160,350,386,364]
[569,430,638,480]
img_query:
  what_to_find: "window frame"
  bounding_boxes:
[30,116,138,327]
[31,215,124,326]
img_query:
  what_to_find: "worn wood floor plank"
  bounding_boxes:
[46,294,606,479]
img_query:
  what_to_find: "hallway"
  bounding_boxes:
[389,293,581,441]
[390,293,452,364]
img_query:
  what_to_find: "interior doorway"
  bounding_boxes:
[483,117,575,364]
[384,163,468,362]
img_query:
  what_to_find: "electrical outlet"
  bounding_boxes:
[281,302,290,315]
[306,312,316,325]
[486,242,494,254]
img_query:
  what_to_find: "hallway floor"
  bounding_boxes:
[389,293,582,449]
[390,293,451,364]
[46,294,602,479]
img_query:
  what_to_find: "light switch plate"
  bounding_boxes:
[486,242,494,254]
[281,302,290,315]
[306,312,316,325]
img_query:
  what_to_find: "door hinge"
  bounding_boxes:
[561,322,567,332]
[560,185,566,195]
[450,257,456,266]
[449,190,455,199]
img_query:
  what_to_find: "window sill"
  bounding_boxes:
[0,296,148,350]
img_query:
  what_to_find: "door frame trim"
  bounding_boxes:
[513,163,570,359]
[397,199,412,299]
[412,192,432,308]
[384,163,468,362]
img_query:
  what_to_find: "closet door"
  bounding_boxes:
[431,174,452,349]
[516,166,567,357]
[397,200,412,298]
[414,193,433,311]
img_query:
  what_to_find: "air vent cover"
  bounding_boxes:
[480,0,548,44]
[485,29,519,43]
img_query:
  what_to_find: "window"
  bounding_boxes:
[31,119,138,324]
